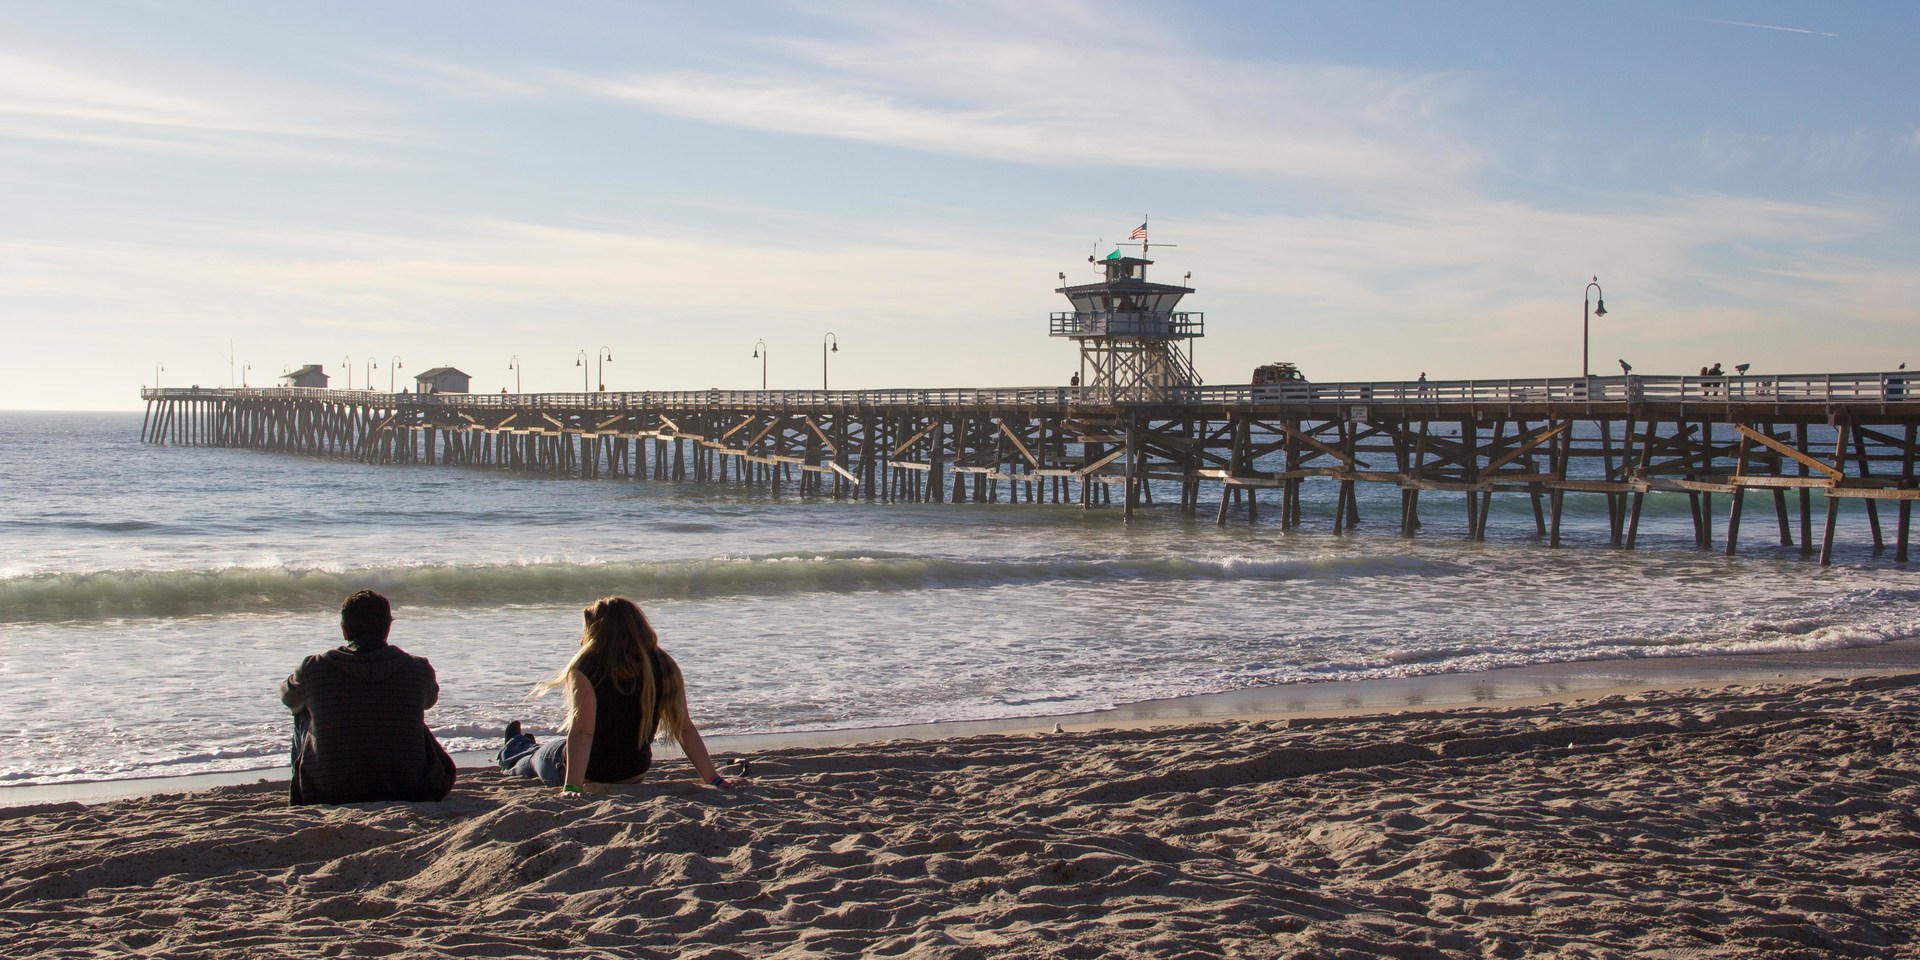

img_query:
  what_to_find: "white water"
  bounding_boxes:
[2,411,1914,785]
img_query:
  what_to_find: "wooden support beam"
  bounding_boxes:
[1073,448,1127,479]
[1852,428,1885,551]
[1821,489,1841,566]
[1724,475,1838,490]
[1735,425,1842,481]
[996,420,1041,468]
[1273,421,1364,469]
[1544,480,1636,494]
[801,417,839,455]
[1826,486,1920,501]
[1725,488,1745,557]
[1482,422,1568,474]
[890,421,940,457]
[1901,423,1916,563]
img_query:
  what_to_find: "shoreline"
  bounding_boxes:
[6,637,1919,810]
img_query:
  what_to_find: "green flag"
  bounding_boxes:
[1105,249,1123,260]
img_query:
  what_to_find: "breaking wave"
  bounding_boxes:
[0,551,1458,624]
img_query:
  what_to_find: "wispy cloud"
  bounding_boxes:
[1695,18,1839,39]
[554,62,1474,183]
[1692,127,1893,177]
[0,52,397,162]
[344,51,545,100]
[519,2,1483,184]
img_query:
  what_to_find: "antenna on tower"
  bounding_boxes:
[1120,215,1174,266]
[215,339,237,388]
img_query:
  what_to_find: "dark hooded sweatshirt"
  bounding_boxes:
[280,643,455,805]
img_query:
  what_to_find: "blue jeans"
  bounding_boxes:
[497,733,567,786]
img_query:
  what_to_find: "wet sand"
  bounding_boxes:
[8,639,1920,809]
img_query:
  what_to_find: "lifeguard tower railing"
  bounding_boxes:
[1048,311,1205,339]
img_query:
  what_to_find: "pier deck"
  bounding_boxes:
[141,371,1920,565]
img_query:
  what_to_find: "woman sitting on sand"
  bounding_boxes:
[497,596,736,794]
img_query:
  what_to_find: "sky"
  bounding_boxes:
[2,1,1916,409]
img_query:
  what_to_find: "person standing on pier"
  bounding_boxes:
[281,591,456,805]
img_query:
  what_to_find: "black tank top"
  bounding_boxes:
[579,647,666,783]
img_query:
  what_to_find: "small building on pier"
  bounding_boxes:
[1053,245,1203,403]
[279,365,329,388]
[414,367,471,394]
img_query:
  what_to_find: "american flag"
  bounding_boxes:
[1127,223,1148,240]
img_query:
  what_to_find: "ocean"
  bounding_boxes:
[2,410,1915,787]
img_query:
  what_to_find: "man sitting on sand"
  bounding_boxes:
[280,590,456,805]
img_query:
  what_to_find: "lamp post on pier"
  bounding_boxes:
[154,363,164,389]
[752,339,768,389]
[575,350,589,393]
[596,346,613,391]
[508,355,520,394]
[342,356,352,390]
[366,358,377,391]
[1583,277,1607,379]
[389,356,403,392]
[242,362,251,388]
[822,332,838,390]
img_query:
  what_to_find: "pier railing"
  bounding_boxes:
[1190,371,1916,406]
[142,371,1916,410]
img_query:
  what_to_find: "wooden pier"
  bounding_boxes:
[141,371,1920,565]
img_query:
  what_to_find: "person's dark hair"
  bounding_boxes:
[340,590,393,643]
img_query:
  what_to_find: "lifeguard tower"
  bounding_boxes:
[1051,225,1203,404]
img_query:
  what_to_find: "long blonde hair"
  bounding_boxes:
[531,597,689,748]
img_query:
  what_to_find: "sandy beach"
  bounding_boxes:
[4,668,1919,958]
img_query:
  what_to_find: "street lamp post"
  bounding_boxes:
[576,350,589,393]
[822,332,838,390]
[390,356,403,392]
[367,358,377,391]
[343,356,352,390]
[242,362,251,388]
[508,355,520,394]
[155,363,164,389]
[752,339,768,390]
[1583,277,1607,379]
[597,346,613,392]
